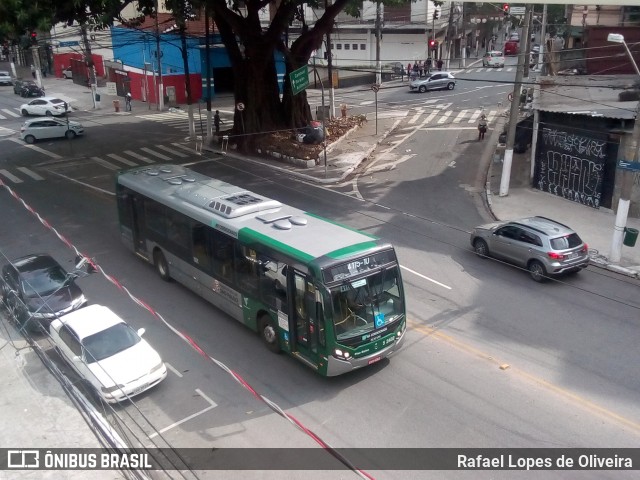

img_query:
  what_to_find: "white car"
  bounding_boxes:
[20,96,68,117]
[62,68,73,79]
[50,304,167,404]
[482,51,505,68]
[20,117,84,144]
[0,70,12,86]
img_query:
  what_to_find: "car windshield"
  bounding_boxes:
[21,265,68,296]
[550,233,583,250]
[82,323,141,363]
[330,266,404,341]
[51,99,65,105]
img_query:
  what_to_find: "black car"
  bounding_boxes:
[18,80,44,97]
[1,254,87,333]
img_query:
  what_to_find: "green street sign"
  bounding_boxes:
[290,66,310,95]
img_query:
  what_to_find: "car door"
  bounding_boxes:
[27,120,47,139]
[490,225,524,262]
[57,325,95,387]
[427,73,442,90]
[42,120,65,139]
[28,99,46,115]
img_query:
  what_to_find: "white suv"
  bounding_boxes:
[482,51,505,68]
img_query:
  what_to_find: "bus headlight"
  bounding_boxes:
[333,349,351,360]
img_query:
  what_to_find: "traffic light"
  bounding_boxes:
[503,4,510,16]
[30,31,38,45]
[433,8,440,20]
[429,40,438,50]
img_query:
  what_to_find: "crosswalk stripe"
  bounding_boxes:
[453,110,468,124]
[123,150,154,164]
[10,137,62,159]
[437,111,452,124]
[376,110,408,119]
[16,167,44,180]
[468,110,483,123]
[0,114,5,120]
[0,169,23,183]
[0,126,15,136]
[107,153,138,166]
[1,108,21,118]
[91,156,119,170]
[155,145,188,157]
[140,147,171,161]
[171,143,198,154]
[408,108,424,125]
[424,110,439,124]
[486,110,498,122]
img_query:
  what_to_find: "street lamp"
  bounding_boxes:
[607,32,640,263]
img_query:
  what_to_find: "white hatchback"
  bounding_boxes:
[482,51,505,68]
[20,96,68,116]
[50,305,167,403]
[20,117,84,144]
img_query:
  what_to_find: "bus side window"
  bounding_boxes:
[212,231,234,281]
[234,245,258,295]
[191,222,211,271]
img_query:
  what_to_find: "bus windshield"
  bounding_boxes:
[330,266,403,341]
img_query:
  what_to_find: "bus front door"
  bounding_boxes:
[131,196,146,255]
[291,271,320,369]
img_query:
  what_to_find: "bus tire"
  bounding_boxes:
[259,315,280,353]
[153,250,171,282]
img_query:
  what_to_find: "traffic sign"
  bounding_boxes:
[371,84,380,93]
[509,7,525,15]
[290,66,309,95]
[617,160,640,172]
[58,41,80,47]
[236,102,245,111]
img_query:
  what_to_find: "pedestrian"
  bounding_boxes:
[436,59,443,71]
[30,64,36,79]
[425,57,432,75]
[407,62,412,79]
[125,92,132,111]
[214,110,222,133]
[41,66,47,77]
[478,114,488,140]
[418,61,424,78]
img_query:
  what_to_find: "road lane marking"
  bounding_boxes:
[0,169,22,183]
[16,167,44,180]
[171,142,198,154]
[1,108,21,118]
[408,108,424,124]
[165,362,183,378]
[437,111,452,124]
[156,144,188,158]
[400,265,451,290]
[9,137,62,159]
[124,150,154,163]
[141,147,171,161]
[453,110,468,124]
[148,388,217,439]
[468,110,482,124]
[423,110,439,124]
[91,156,119,170]
[107,153,137,167]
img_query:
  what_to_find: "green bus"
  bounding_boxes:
[116,165,406,376]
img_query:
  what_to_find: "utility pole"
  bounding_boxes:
[537,4,548,74]
[80,24,98,109]
[204,6,212,138]
[523,7,533,78]
[445,2,455,70]
[499,4,532,197]
[155,0,164,111]
[325,0,335,118]
[375,0,382,86]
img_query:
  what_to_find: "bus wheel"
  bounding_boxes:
[259,315,280,353]
[153,250,171,282]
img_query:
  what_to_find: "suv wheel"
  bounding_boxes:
[528,260,547,282]
[473,239,489,258]
[447,82,455,90]
[419,85,427,93]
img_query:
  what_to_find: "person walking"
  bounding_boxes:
[425,57,432,75]
[30,65,36,79]
[125,92,132,111]
[436,59,443,71]
[214,110,222,134]
[418,61,424,78]
[478,114,488,140]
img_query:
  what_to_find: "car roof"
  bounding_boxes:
[11,253,59,272]
[24,117,65,125]
[34,97,64,103]
[0,71,10,75]
[58,304,127,340]
[512,216,575,237]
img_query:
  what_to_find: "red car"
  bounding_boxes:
[504,41,519,56]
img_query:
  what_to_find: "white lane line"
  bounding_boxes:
[437,111,452,124]
[468,110,482,124]
[0,126,15,136]
[165,362,183,378]
[408,108,424,125]
[140,147,171,161]
[9,137,62,159]
[1,108,21,118]
[0,114,5,120]
[360,100,374,106]
[148,388,217,439]
[107,153,138,167]
[155,144,188,158]
[16,167,44,180]
[423,110,439,124]
[91,156,119,170]
[400,265,452,290]
[486,110,498,122]
[453,110,468,124]
[0,169,22,183]
[171,143,198,154]
[123,150,154,164]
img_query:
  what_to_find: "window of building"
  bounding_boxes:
[360,44,366,50]
[344,44,350,50]
[352,44,358,50]
[336,44,342,50]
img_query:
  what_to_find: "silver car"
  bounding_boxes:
[470,216,589,282]
[0,70,12,86]
[20,118,84,144]
[409,72,456,93]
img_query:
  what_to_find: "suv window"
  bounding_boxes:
[519,230,542,246]
[430,74,442,81]
[496,225,521,240]
[550,233,583,250]
[59,325,82,356]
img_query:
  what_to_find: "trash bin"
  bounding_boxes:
[95,93,101,102]
[112,99,120,112]
[623,227,638,247]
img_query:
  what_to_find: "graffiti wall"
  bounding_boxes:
[535,125,608,208]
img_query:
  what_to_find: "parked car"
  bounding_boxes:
[470,216,590,282]
[0,70,12,86]
[409,72,456,93]
[50,304,168,403]
[532,44,540,54]
[504,40,519,56]
[1,254,87,333]
[17,80,45,97]
[20,96,68,116]
[509,32,520,42]
[20,117,84,144]
[482,51,505,68]
[62,67,73,79]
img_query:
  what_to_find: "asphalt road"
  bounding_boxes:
[1,76,640,479]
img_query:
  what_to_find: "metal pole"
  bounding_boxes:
[375,90,378,135]
[205,7,212,138]
[155,0,164,111]
[312,68,328,177]
[537,4,548,74]
[375,0,382,86]
[500,4,532,197]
